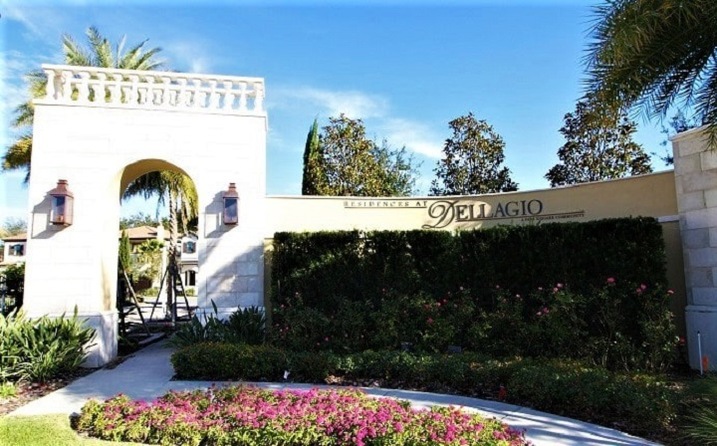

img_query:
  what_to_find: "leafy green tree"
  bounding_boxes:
[301,118,326,195]
[587,0,717,147]
[313,114,417,196]
[2,26,163,182]
[429,113,517,196]
[0,218,27,238]
[545,94,652,187]
[657,110,701,166]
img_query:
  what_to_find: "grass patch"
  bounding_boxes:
[0,414,144,446]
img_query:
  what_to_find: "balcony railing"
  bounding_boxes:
[36,64,265,115]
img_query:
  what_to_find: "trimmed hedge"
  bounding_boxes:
[270,218,676,370]
[171,343,677,437]
[271,218,666,312]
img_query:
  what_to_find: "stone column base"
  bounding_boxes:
[686,305,717,371]
[22,309,118,368]
[73,310,118,368]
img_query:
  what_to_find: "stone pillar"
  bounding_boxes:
[672,127,717,371]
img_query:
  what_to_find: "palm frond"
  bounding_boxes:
[86,26,114,68]
[6,26,165,190]
[121,41,164,71]
[12,102,35,128]
[62,33,91,66]
[2,133,33,184]
[115,34,127,69]
[586,0,717,146]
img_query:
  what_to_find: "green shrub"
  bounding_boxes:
[172,343,287,381]
[225,306,266,345]
[0,309,95,383]
[169,310,227,348]
[170,343,675,438]
[269,218,676,371]
[285,350,338,382]
[170,304,266,348]
[505,359,676,435]
[0,381,16,398]
[682,376,717,445]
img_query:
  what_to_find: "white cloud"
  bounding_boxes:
[272,86,389,119]
[0,50,49,150]
[162,39,215,74]
[379,117,443,159]
[268,85,443,161]
[0,1,74,42]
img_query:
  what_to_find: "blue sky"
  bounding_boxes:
[0,0,672,222]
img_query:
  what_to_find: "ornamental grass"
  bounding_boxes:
[75,385,529,446]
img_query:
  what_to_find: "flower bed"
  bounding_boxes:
[75,385,530,445]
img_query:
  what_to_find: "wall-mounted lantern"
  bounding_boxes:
[49,179,74,225]
[223,182,239,225]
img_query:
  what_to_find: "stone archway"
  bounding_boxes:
[23,64,268,366]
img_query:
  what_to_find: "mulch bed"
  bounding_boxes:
[0,368,97,417]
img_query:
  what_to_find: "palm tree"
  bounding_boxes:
[2,26,164,181]
[586,0,717,147]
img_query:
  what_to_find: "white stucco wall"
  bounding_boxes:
[24,75,267,365]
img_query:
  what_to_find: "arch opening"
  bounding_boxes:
[116,158,200,339]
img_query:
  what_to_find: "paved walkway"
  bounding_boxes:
[9,341,659,445]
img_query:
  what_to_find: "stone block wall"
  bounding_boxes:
[672,127,717,370]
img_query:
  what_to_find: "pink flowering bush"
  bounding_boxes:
[76,385,530,446]
[271,277,675,372]
[463,279,677,371]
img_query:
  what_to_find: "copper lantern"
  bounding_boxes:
[49,179,74,225]
[223,182,239,225]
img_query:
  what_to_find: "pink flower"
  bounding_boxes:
[606,277,615,284]
[556,283,564,289]
[427,318,434,325]
[640,284,647,290]
[667,289,674,295]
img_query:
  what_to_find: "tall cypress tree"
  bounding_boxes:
[118,230,132,273]
[301,118,325,195]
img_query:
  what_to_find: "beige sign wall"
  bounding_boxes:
[266,171,678,234]
[265,170,687,335]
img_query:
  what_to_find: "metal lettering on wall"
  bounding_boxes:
[343,198,585,229]
[421,199,584,229]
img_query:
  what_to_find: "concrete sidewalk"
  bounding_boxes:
[9,341,660,445]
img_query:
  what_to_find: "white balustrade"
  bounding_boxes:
[38,64,266,115]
